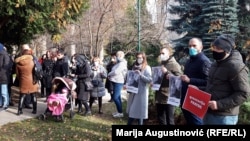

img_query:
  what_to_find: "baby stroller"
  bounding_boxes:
[38,77,77,122]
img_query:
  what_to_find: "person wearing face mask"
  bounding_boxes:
[89,57,107,114]
[105,53,117,102]
[108,51,128,118]
[180,37,211,125]
[126,52,152,125]
[154,45,182,125]
[203,34,250,125]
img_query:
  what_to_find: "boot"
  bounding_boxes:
[83,101,91,116]
[17,94,25,115]
[98,97,103,114]
[89,97,95,110]
[77,100,83,113]
[31,93,37,114]
[108,92,113,102]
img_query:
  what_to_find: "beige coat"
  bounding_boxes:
[15,55,39,94]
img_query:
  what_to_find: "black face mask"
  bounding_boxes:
[212,51,226,61]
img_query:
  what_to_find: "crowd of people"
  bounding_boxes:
[0,33,250,125]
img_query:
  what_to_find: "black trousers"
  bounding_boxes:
[156,103,175,125]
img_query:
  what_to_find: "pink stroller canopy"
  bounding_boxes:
[52,77,77,91]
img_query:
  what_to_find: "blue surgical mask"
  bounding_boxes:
[189,48,198,56]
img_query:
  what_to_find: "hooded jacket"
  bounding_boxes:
[15,55,39,94]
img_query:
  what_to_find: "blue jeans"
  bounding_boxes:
[0,84,9,107]
[182,108,203,125]
[112,82,123,113]
[203,113,238,125]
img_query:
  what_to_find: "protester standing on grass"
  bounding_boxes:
[108,51,128,118]
[180,37,211,125]
[105,53,117,102]
[126,52,152,125]
[154,45,183,125]
[15,49,39,115]
[0,43,11,110]
[204,34,250,125]
[89,57,107,114]
[74,54,92,116]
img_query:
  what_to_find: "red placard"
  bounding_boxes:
[182,85,211,119]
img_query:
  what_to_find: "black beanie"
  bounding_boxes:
[212,34,235,53]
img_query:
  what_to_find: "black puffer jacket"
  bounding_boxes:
[206,50,250,116]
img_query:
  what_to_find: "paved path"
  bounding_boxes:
[0,97,47,126]
[0,90,128,126]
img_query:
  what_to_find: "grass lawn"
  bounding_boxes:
[0,102,128,141]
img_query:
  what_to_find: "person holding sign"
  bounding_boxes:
[204,34,250,125]
[126,52,152,125]
[154,45,182,125]
[180,38,211,125]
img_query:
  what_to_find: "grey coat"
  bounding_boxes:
[126,65,152,119]
[206,50,250,116]
[90,65,107,97]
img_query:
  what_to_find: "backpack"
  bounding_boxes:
[32,56,43,84]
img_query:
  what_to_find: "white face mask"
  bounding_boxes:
[137,58,143,64]
[117,57,121,62]
[160,54,169,61]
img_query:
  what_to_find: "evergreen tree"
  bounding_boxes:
[237,0,250,49]
[168,0,239,55]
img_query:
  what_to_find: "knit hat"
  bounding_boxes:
[212,34,235,53]
[0,43,4,52]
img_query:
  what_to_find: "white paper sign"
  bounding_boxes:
[126,70,139,94]
[151,66,163,90]
[167,75,182,106]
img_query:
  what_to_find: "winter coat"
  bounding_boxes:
[90,64,107,97]
[181,52,211,105]
[108,59,127,84]
[105,62,115,93]
[205,50,250,116]
[155,56,183,104]
[0,49,11,84]
[15,55,39,94]
[75,55,92,101]
[126,65,152,119]
[42,58,55,88]
[52,57,69,78]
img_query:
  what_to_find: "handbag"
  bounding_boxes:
[92,80,99,87]
[84,81,94,91]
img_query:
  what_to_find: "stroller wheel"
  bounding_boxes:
[38,114,46,120]
[56,115,64,122]
[70,110,75,119]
